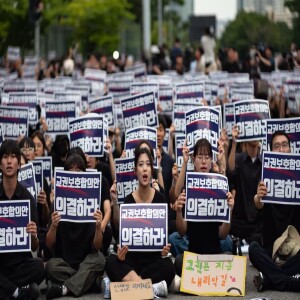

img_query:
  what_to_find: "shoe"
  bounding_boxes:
[103,277,111,299]
[46,281,63,299]
[170,275,181,293]
[17,283,39,299]
[292,274,300,279]
[153,280,168,298]
[253,272,266,292]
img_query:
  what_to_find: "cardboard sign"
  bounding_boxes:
[110,279,153,300]
[18,163,37,204]
[262,151,300,205]
[181,252,247,296]
[0,200,31,253]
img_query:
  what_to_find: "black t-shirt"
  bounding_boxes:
[52,176,110,269]
[123,189,166,269]
[187,221,221,254]
[0,182,38,273]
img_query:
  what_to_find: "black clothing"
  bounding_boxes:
[0,181,44,298]
[222,61,242,73]
[227,152,263,242]
[106,189,175,287]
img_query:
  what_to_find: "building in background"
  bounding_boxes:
[237,0,293,28]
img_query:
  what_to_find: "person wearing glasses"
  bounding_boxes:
[249,130,300,293]
[173,138,234,277]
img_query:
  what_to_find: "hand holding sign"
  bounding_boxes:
[117,245,129,261]
[26,221,37,236]
[161,243,171,257]
[231,125,239,143]
[51,211,61,229]
[226,192,235,211]
[94,209,103,231]
[176,190,186,212]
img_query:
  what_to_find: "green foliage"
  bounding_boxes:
[285,0,300,45]
[0,0,34,57]
[220,11,293,58]
[43,0,133,55]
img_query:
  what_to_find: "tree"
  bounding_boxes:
[285,0,300,46]
[43,0,133,56]
[220,11,293,59]
[0,0,34,57]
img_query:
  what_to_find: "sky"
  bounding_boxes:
[194,0,238,21]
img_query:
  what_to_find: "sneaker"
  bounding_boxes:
[17,283,39,299]
[103,277,111,299]
[153,280,168,298]
[170,275,181,293]
[292,274,300,279]
[46,281,63,299]
[253,272,266,292]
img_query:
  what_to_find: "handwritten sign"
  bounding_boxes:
[110,279,153,300]
[181,252,246,296]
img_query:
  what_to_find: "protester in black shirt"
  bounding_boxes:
[0,140,44,299]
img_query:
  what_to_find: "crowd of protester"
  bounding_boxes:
[0,34,300,299]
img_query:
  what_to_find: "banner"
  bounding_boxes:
[45,101,76,134]
[0,105,28,139]
[0,200,31,253]
[185,172,230,223]
[121,91,158,129]
[234,100,270,142]
[262,151,300,205]
[115,157,138,204]
[186,107,220,154]
[119,203,168,251]
[54,170,102,222]
[69,114,108,157]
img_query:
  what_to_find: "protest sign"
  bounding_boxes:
[18,163,37,203]
[45,100,76,134]
[175,82,204,104]
[115,157,138,204]
[35,156,52,186]
[130,82,159,103]
[265,117,300,153]
[7,46,20,61]
[162,128,170,154]
[159,86,173,116]
[0,200,31,253]
[262,151,300,205]
[147,75,172,86]
[186,106,220,154]
[119,203,168,251]
[125,126,157,159]
[125,63,147,80]
[88,94,114,127]
[223,103,235,139]
[185,172,230,223]
[69,114,108,157]
[175,134,194,172]
[31,160,43,195]
[173,102,202,134]
[110,279,153,300]
[204,81,219,106]
[234,100,270,142]
[181,252,246,296]
[9,92,38,125]
[121,91,158,129]
[0,105,28,139]
[65,85,90,112]
[54,170,102,222]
